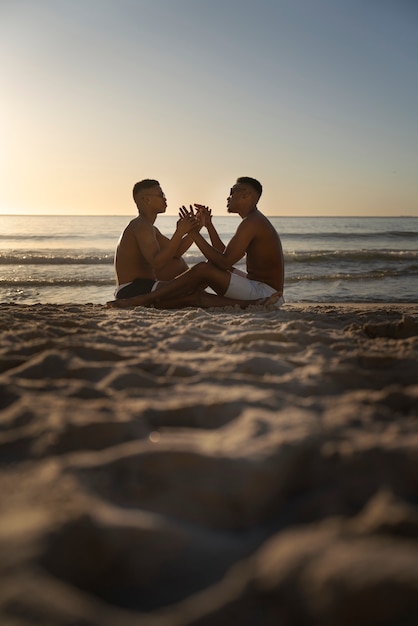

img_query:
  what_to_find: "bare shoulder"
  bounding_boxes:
[128,215,146,230]
[243,210,275,231]
[121,216,139,234]
[126,216,156,238]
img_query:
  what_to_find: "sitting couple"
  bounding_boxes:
[107,176,284,310]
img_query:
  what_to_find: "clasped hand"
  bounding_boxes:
[177,204,212,234]
[176,205,200,235]
[193,204,212,227]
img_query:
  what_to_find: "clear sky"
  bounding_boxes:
[1,0,417,216]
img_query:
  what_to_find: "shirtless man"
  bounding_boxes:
[113,179,194,300]
[108,177,284,308]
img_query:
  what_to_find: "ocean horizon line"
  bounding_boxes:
[1,213,417,219]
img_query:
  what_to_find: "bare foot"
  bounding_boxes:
[255,292,282,307]
[106,296,147,308]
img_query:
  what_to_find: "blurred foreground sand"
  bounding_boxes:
[1,302,418,625]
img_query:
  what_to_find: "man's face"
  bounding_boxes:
[227,183,246,213]
[145,185,167,213]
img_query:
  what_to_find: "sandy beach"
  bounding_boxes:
[1,301,418,625]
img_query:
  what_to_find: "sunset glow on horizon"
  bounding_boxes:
[1,0,417,217]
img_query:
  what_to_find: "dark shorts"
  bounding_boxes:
[115,278,156,299]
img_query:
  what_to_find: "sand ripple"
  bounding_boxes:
[1,302,418,625]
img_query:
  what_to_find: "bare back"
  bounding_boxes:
[239,211,284,292]
[114,217,155,285]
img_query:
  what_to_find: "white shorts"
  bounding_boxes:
[224,270,284,306]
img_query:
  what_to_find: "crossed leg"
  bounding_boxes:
[143,290,278,310]
[107,262,278,309]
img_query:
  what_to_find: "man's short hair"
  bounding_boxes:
[132,179,160,202]
[236,176,262,198]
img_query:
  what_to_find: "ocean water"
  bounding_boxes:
[1,214,417,305]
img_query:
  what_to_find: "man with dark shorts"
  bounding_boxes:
[113,179,195,300]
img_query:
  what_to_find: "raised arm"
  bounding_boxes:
[136,216,198,271]
[194,204,225,252]
[159,230,195,258]
[189,218,254,271]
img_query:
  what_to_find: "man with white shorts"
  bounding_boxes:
[224,268,284,306]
